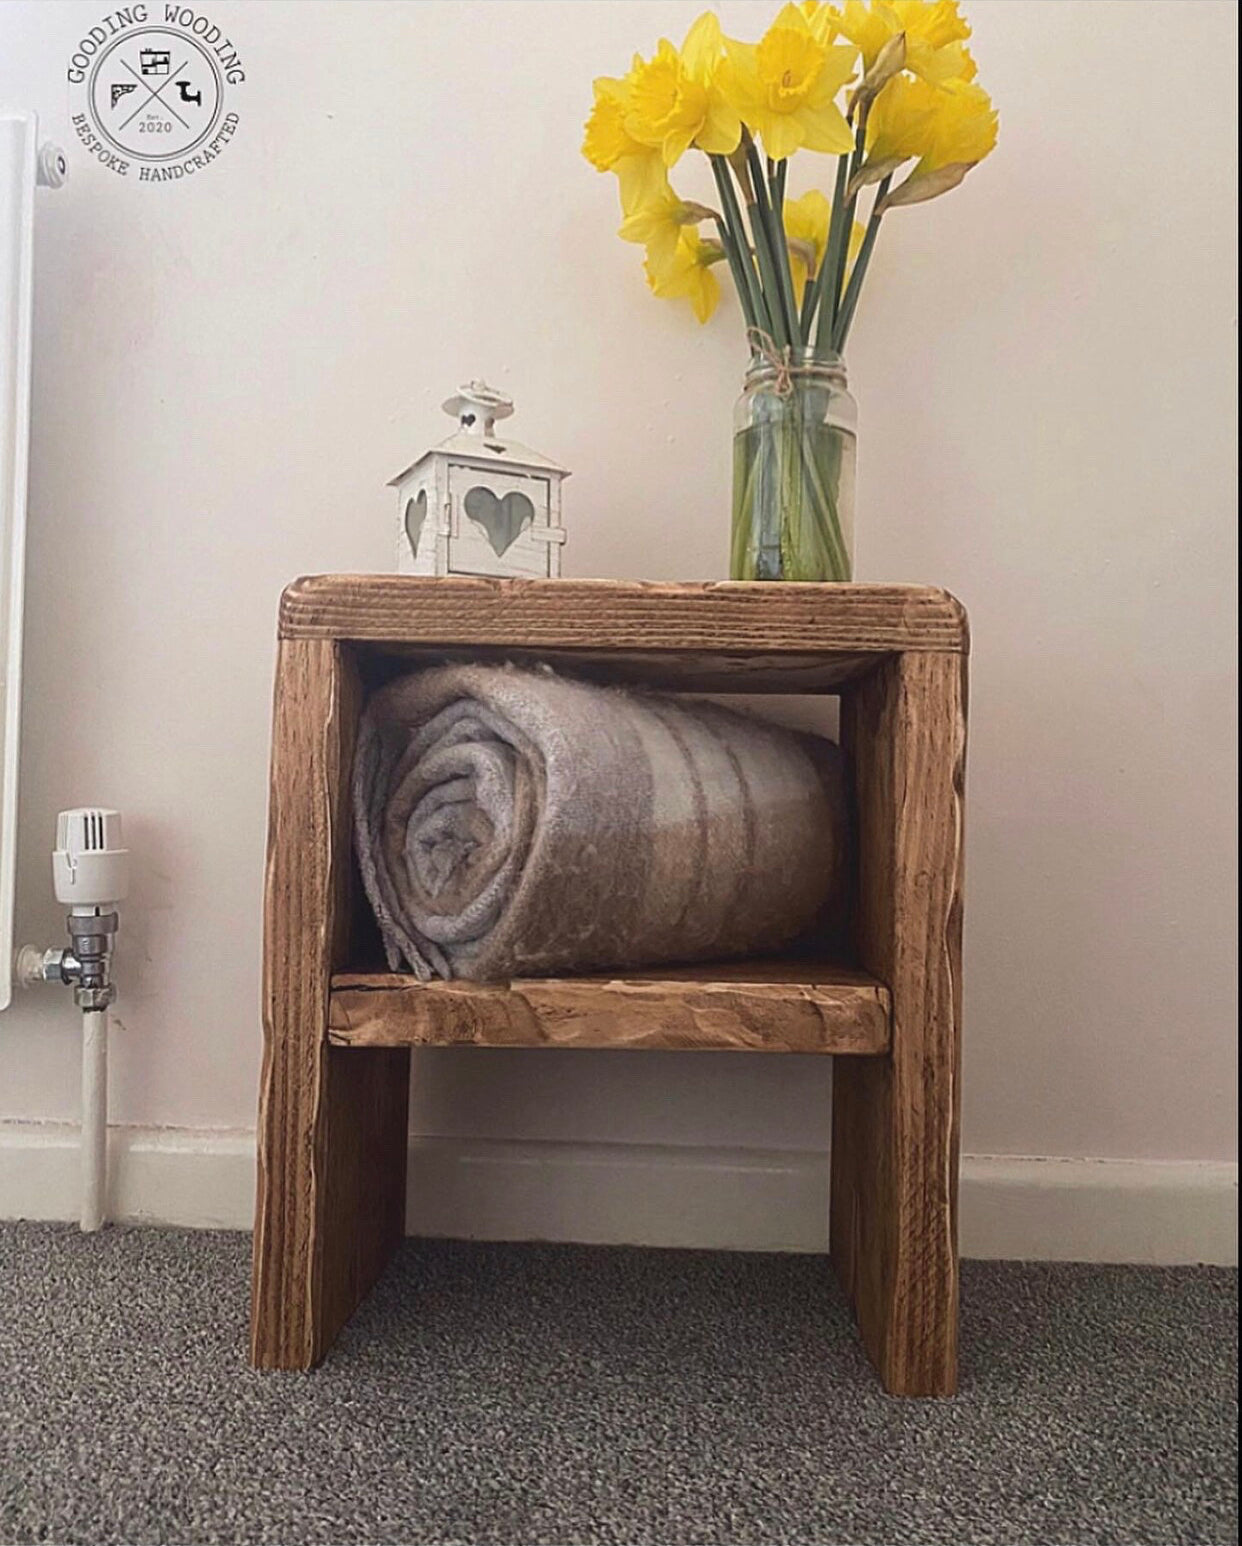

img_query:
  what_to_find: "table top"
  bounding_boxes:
[278,576,969,659]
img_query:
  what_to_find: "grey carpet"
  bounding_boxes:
[0,1225,1235,1546]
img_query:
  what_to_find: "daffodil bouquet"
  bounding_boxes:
[582,0,998,580]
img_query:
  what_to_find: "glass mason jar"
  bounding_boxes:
[730,349,857,582]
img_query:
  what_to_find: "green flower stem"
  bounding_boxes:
[767,160,800,344]
[733,380,853,582]
[710,155,772,342]
[798,425,850,578]
[712,215,759,334]
[815,108,871,355]
[744,134,799,346]
[753,449,778,575]
[832,174,891,352]
[768,156,788,212]
[803,150,850,341]
[747,199,790,348]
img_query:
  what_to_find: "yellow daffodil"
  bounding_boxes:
[619,180,685,266]
[582,75,647,170]
[951,42,979,83]
[625,12,742,167]
[584,0,998,349]
[919,76,997,167]
[614,151,671,215]
[877,76,997,208]
[832,0,975,86]
[797,0,840,45]
[582,73,669,216]
[857,70,942,185]
[618,172,716,266]
[645,230,725,323]
[895,0,974,52]
[782,189,864,304]
[721,3,857,161]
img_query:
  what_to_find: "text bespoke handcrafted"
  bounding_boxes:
[70,111,239,178]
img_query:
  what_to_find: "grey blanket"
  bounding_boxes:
[353,664,850,981]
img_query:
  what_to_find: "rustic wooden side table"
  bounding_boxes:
[251,578,967,1396]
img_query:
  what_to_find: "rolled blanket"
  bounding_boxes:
[353,664,850,981]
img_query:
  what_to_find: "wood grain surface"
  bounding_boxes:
[831,650,966,1396]
[360,643,882,693]
[328,959,891,1055]
[279,576,969,658]
[251,639,410,1370]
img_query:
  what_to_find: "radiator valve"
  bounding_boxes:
[14,809,129,1009]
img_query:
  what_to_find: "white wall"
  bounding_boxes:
[0,3,1236,1236]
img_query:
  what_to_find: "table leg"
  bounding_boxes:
[251,638,410,1369]
[832,651,966,1396]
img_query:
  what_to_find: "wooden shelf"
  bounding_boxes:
[328,957,891,1055]
[280,577,968,694]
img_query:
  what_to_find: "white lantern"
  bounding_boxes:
[389,381,569,578]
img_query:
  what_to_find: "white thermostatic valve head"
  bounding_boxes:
[52,808,129,913]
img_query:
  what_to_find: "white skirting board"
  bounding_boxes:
[0,1123,1236,1265]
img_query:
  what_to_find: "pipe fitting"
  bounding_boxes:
[13,945,63,987]
[64,912,119,1009]
[16,911,119,1008]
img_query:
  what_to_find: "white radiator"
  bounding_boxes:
[1,112,61,1011]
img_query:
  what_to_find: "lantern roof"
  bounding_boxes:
[388,380,570,485]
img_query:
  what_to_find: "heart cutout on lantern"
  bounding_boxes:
[463,486,534,557]
[404,490,428,558]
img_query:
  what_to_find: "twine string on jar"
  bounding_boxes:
[746,328,796,397]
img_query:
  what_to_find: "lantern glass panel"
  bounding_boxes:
[403,490,429,560]
[462,484,535,557]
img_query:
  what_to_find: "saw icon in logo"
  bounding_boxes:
[85,27,223,162]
